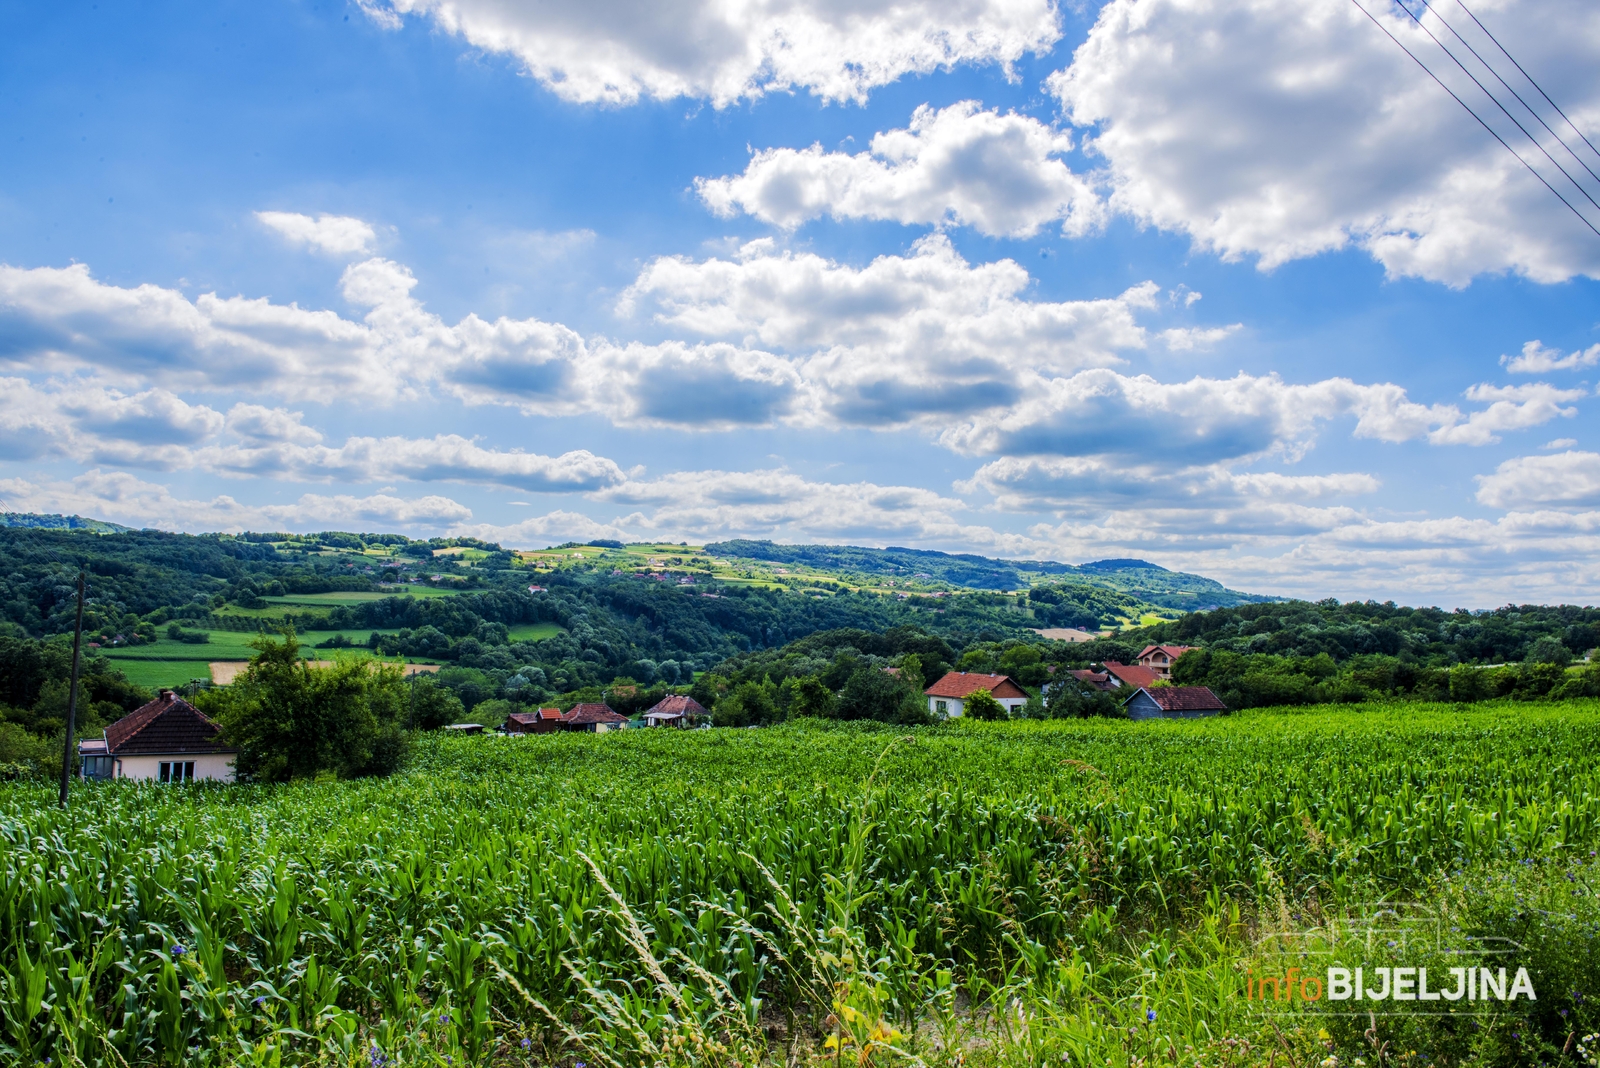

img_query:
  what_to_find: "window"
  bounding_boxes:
[80,755,114,780]
[159,761,196,783]
[935,700,948,715]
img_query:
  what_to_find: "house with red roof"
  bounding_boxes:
[642,694,707,728]
[922,671,1029,719]
[1099,661,1160,689]
[504,707,566,734]
[563,703,629,732]
[1135,645,1198,679]
[78,690,237,782]
[1122,686,1227,720]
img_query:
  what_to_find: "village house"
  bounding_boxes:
[78,690,237,782]
[563,703,629,732]
[642,694,708,728]
[1099,661,1160,689]
[1134,644,1198,679]
[923,671,1029,718]
[504,707,566,734]
[1122,685,1227,720]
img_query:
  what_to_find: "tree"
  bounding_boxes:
[837,666,909,722]
[714,680,777,727]
[782,675,837,719]
[1042,681,1120,719]
[962,688,1007,721]
[409,676,465,730]
[206,629,411,781]
[1526,636,1571,665]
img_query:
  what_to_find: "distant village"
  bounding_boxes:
[77,643,1226,783]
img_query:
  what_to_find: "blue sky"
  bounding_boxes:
[2,0,1598,606]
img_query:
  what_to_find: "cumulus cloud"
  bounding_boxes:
[0,470,471,533]
[256,211,379,256]
[1425,382,1585,446]
[1501,339,1600,373]
[448,510,636,548]
[697,101,1103,238]
[1049,0,1600,284]
[622,235,1162,425]
[1476,449,1600,508]
[359,0,1060,106]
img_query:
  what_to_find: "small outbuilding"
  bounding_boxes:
[923,672,1030,719]
[1121,686,1227,720]
[79,690,237,782]
[642,694,708,728]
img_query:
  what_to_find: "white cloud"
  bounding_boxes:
[360,0,1060,106]
[449,510,636,548]
[1160,323,1241,351]
[1426,382,1585,445]
[1501,339,1600,373]
[1476,449,1600,508]
[255,211,378,257]
[696,101,1103,238]
[0,470,471,533]
[622,235,1161,425]
[1049,0,1600,284]
[256,209,380,257]
[1544,437,1578,449]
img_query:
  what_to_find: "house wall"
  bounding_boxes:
[928,695,1028,719]
[116,753,236,782]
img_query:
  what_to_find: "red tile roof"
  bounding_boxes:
[504,712,540,727]
[1131,686,1227,712]
[643,695,707,718]
[535,707,564,721]
[1066,669,1116,691]
[1101,661,1160,688]
[104,691,232,755]
[923,672,1028,700]
[563,703,627,726]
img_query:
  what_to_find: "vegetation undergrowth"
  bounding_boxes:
[2,702,1598,1065]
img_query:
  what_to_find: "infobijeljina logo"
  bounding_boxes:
[1243,964,1536,1006]
[1244,902,1535,1017]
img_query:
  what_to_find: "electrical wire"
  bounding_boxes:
[1420,0,1600,188]
[1454,0,1600,166]
[1396,0,1600,215]
[1345,0,1600,239]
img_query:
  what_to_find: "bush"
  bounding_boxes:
[963,688,1007,721]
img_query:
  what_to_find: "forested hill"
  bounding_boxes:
[704,539,1273,609]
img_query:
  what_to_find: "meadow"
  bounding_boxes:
[2,702,1598,1066]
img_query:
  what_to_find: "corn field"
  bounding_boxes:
[3,703,1599,1066]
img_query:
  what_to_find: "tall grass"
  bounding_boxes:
[1,702,1597,1065]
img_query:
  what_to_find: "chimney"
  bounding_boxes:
[160,689,175,701]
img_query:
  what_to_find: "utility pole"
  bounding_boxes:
[58,572,86,808]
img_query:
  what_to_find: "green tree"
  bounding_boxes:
[962,688,1007,721]
[409,675,466,730]
[837,665,910,722]
[1526,636,1571,665]
[781,675,837,718]
[207,629,411,781]
[714,680,777,727]
[1043,681,1120,719]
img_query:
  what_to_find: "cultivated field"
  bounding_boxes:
[3,703,1597,1066]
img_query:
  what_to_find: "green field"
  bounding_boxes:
[504,621,564,642]
[99,630,407,687]
[259,586,459,607]
[4,702,1598,1066]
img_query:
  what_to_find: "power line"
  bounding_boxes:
[1346,0,1600,240]
[1396,0,1600,216]
[1453,0,1600,166]
[1419,0,1600,189]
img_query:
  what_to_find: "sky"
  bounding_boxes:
[1,0,1598,607]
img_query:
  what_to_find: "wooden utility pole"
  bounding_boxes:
[58,572,86,808]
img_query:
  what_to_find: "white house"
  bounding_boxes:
[922,672,1030,718]
[79,690,237,782]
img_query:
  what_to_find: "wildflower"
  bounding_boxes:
[1146,1009,1157,1022]
[171,943,186,957]
[521,1038,532,1050]
[440,1013,451,1024]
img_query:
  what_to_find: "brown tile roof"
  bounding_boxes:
[535,707,564,721]
[504,712,540,727]
[104,691,233,755]
[923,672,1028,700]
[1130,686,1227,712]
[1101,661,1159,689]
[1066,669,1116,691]
[642,695,707,718]
[563,703,627,726]
[1137,644,1197,662]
